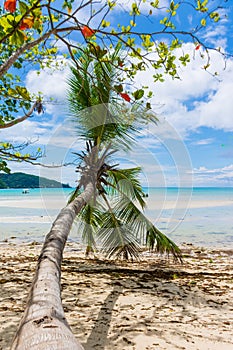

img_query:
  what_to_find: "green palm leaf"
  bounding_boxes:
[106,167,146,209]
[98,212,141,260]
[67,45,182,261]
[67,49,157,150]
[68,187,82,203]
[97,192,141,259]
[110,195,182,261]
[74,202,104,255]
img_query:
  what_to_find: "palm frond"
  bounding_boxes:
[106,167,146,209]
[145,225,181,261]
[82,224,96,256]
[68,187,82,203]
[67,48,157,150]
[98,193,141,260]
[98,214,141,260]
[67,50,124,144]
[111,195,182,261]
[66,46,182,262]
[129,102,159,128]
[112,195,147,241]
[74,202,104,255]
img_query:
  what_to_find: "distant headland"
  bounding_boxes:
[0,172,71,189]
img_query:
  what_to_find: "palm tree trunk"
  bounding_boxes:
[11,182,94,350]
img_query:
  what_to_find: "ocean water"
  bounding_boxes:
[145,187,233,248]
[0,187,233,248]
[0,188,73,243]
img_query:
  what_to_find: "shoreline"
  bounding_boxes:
[2,236,233,250]
[1,188,233,248]
[0,242,232,350]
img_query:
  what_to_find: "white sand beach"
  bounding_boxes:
[0,242,232,350]
[1,195,233,211]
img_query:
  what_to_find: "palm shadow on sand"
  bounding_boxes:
[84,284,123,350]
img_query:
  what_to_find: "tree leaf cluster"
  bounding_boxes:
[67,48,181,260]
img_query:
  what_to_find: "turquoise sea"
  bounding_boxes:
[0,187,233,248]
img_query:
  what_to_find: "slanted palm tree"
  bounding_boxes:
[11,46,181,350]
[68,46,181,261]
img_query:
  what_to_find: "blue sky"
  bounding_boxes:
[3,0,233,187]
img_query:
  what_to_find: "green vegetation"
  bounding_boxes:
[67,48,181,260]
[0,177,7,188]
[0,172,70,189]
[0,0,226,172]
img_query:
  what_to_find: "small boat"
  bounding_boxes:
[22,189,30,194]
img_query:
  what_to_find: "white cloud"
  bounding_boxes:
[3,119,52,143]
[25,57,70,116]
[191,164,233,186]
[71,0,163,27]
[194,164,233,174]
[4,37,233,187]
[24,40,233,140]
[71,0,169,28]
[71,0,106,26]
[192,138,215,145]
[134,43,233,137]
[202,25,227,49]
[112,0,169,14]
[197,75,233,130]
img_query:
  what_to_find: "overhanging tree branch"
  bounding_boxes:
[0,101,38,129]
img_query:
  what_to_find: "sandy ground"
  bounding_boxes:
[0,242,232,350]
[1,197,233,210]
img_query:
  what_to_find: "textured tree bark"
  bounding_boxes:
[11,182,94,350]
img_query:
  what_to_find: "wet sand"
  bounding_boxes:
[0,242,232,350]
